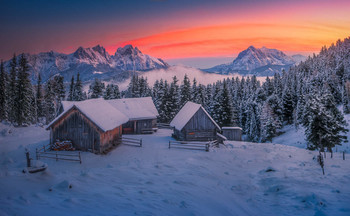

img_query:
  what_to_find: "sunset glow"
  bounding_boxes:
[1,0,350,61]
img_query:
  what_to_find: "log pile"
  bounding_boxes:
[52,140,75,151]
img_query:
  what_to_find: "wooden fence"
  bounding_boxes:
[168,140,218,152]
[157,123,174,130]
[119,137,142,147]
[36,144,82,163]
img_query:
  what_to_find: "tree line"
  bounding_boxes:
[1,37,349,152]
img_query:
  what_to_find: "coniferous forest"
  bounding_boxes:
[1,37,350,152]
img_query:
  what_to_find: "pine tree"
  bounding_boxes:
[89,78,105,98]
[36,74,44,121]
[44,80,56,124]
[68,75,74,101]
[180,74,191,108]
[53,75,65,102]
[167,76,180,121]
[74,73,84,101]
[16,54,35,126]
[303,89,348,151]
[0,60,9,121]
[219,80,233,127]
[8,54,17,123]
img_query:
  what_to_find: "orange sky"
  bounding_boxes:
[1,0,350,60]
[104,1,350,59]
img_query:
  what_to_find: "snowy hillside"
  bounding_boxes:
[206,46,304,76]
[272,114,350,152]
[3,45,169,83]
[1,125,349,215]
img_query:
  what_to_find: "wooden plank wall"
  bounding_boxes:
[52,109,101,152]
[180,108,217,141]
[223,129,242,141]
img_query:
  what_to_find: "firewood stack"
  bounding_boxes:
[52,140,75,151]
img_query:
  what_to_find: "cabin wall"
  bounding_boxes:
[123,119,157,134]
[100,125,122,153]
[136,119,156,134]
[180,108,217,141]
[223,129,242,141]
[51,109,101,152]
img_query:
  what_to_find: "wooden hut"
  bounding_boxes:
[107,97,159,134]
[170,101,220,141]
[222,127,242,141]
[46,99,129,153]
[60,97,159,134]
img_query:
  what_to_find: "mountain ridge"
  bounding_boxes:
[3,45,169,83]
[205,46,306,76]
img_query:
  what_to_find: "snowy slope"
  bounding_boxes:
[3,45,169,83]
[1,124,350,215]
[206,46,301,76]
[272,115,350,152]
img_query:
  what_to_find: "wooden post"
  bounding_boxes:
[331,151,333,158]
[343,151,345,160]
[26,151,31,167]
[79,152,82,164]
[140,139,142,147]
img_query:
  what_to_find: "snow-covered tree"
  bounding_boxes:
[180,74,191,108]
[15,54,35,125]
[0,60,9,121]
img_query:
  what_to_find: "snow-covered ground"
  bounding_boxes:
[1,124,350,215]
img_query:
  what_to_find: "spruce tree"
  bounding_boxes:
[44,80,56,124]
[16,54,34,126]
[89,78,105,98]
[168,76,180,121]
[8,54,17,123]
[219,80,233,127]
[36,74,44,121]
[180,74,191,108]
[74,73,84,101]
[0,60,9,121]
[68,75,74,101]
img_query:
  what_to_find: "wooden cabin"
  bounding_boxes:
[170,101,221,141]
[46,99,129,153]
[222,127,242,141]
[107,97,159,134]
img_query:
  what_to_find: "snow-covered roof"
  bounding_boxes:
[222,127,242,130]
[47,98,129,132]
[170,101,220,131]
[107,97,159,120]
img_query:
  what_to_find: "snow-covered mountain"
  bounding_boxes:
[4,45,169,82]
[205,46,304,76]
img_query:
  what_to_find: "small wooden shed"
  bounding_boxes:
[47,99,129,153]
[107,97,159,134]
[222,127,242,141]
[170,101,220,141]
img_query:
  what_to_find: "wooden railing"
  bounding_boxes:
[119,137,142,147]
[36,144,82,163]
[168,140,217,152]
[157,123,174,130]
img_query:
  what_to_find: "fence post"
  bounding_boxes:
[331,151,333,158]
[169,141,171,149]
[36,148,38,160]
[206,143,209,152]
[343,151,345,160]
[79,152,82,164]
[140,139,142,147]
